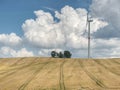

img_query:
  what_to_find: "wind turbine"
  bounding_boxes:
[83,13,93,58]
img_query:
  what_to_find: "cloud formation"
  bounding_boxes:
[90,0,120,38]
[0,33,22,47]
[22,6,107,50]
[0,47,34,57]
[1,4,119,58]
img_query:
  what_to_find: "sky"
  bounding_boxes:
[0,0,120,58]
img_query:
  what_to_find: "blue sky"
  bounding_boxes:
[0,0,91,36]
[0,0,120,58]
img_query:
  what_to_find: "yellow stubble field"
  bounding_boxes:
[0,57,120,90]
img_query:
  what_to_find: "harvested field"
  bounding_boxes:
[0,57,120,90]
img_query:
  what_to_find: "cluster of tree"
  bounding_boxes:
[51,50,72,58]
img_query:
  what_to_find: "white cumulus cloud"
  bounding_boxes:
[0,33,22,47]
[0,5,113,58]
[0,47,34,57]
[22,5,107,51]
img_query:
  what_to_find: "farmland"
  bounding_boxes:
[0,57,120,90]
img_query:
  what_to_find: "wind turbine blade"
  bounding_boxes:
[82,13,88,36]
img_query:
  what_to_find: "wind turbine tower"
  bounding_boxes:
[87,14,93,59]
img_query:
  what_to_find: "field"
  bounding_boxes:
[0,57,120,90]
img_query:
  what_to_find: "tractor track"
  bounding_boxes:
[0,58,25,67]
[78,60,107,89]
[0,57,51,75]
[70,59,84,89]
[111,59,120,64]
[59,60,66,90]
[93,59,120,89]
[10,58,25,66]
[18,59,54,90]
[0,58,36,75]
[0,58,54,82]
[93,59,120,76]
[0,58,38,81]
[0,58,25,73]
[0,58,120,90]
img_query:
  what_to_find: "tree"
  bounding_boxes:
[64,51,72,58]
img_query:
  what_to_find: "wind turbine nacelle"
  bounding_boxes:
[88,19,93,22]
